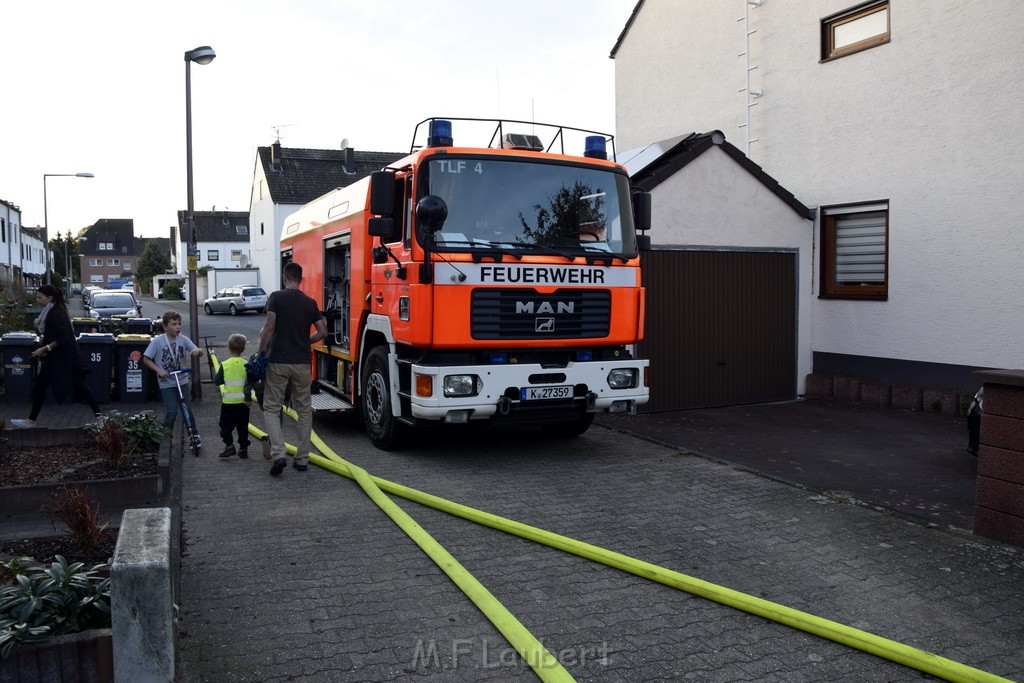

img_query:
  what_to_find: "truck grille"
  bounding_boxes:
[471,288,610,340]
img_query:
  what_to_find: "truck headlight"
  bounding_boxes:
[607,368,638,389]
[443,374,480,397]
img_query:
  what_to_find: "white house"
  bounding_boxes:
[248,142,405,290]
[612,0,1024,395]
[174,210,251,274]
[0,199,24,287]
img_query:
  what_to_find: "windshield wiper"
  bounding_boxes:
[504,242,579,263]
[434,238,523,263]
[577,244,630,264]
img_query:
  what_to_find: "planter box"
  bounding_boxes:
[0,427,167,520]
[0,628,113,683]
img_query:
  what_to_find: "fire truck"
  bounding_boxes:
[280,118,651,450]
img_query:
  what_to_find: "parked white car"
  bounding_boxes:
[203,285,268,315]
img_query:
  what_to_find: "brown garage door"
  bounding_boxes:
[637,249,796,412]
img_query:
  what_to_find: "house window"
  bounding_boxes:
[235,225,248,235]
[207,250,220,261]
[90,274,103,282]
[108,258,120,266]
[820,201,889,300]
[822,1,889,61]
[123,261,132,270]
[89,258,101,266]
[230,250,242,261]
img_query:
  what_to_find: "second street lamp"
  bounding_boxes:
[43,172,94,286]
[184,45,216,400]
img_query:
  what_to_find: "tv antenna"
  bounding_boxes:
[271,124,296,143]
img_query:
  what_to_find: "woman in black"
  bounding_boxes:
[11,284,100,428]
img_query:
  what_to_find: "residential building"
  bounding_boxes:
[612,0,1023,399]
[173,210,250,274]
[248,142,405,290]
[18,227,47,285]
[79,219,140,286]
[0,199,24,287]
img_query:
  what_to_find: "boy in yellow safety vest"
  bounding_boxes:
[215,333,255,458]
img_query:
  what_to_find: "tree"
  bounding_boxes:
[136,239,170,281]
[517,181,606,245]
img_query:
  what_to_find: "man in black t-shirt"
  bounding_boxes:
[258,262,327,476]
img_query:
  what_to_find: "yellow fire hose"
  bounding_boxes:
[211,353,571,680]
[216,354,1011,682]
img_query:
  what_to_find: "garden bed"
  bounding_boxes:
[0,420,166,580]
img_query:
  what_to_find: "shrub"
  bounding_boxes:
[161,280,183,300]
[86,410,162,456]
[0,556,111,659]
[93,420,127,469]
[47,485,108,550]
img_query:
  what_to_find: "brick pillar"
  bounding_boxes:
[973,369,1024,548]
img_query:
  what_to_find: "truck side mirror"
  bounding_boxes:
[368,217,394,237]
[632,192,652,232]
[369,171,396,216]
[416,195,448,234]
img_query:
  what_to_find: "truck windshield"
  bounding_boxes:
[421,157,637,257]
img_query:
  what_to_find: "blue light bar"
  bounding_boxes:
[576,350,593,362]
[583,135,607,160]
[428,119,453,148]
[488,352,508,364]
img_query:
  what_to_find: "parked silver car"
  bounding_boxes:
[203,285,268,315]
[88,291,143,319]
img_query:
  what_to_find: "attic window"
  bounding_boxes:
[235,225,248,235]
[821,1,889,61]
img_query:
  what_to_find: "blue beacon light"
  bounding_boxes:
[583,135,607,160]
[428,119,453,148]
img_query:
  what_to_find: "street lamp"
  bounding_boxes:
[43,172,94,287]
[184,44,215,400]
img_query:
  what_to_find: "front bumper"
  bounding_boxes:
[407,359,649,421]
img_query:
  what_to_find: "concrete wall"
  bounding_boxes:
[649,146,814,393]
[614,0,1024,377]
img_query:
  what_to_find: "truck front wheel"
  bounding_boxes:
[361,347,407,450]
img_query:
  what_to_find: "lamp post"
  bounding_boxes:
[43,172,94,287]
[184,45,215,400]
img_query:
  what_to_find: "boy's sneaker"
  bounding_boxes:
[270,458,287,476]
[219,445,236,458]
[238,447,249,459]
[10,419,35,429]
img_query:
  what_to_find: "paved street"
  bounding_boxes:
[175,400,1024,682]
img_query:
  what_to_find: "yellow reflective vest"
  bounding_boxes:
[219,356,249,404]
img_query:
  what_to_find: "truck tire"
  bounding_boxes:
[542,412,595,438]
[361,347,407,450]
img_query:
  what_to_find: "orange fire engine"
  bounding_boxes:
[280,118,651,449]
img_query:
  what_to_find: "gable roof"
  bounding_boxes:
[624,131,813,219]
[81,219,139,255]
[257,144,407,205]
[176,210,250,243]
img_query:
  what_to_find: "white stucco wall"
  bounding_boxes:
[649,147,814,392]
[615,0,1024,371]
[248,163,300,293]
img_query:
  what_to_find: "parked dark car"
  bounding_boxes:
[203,285,267,315]
[88,291,142,319]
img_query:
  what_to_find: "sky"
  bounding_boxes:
[1,0,635,240]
